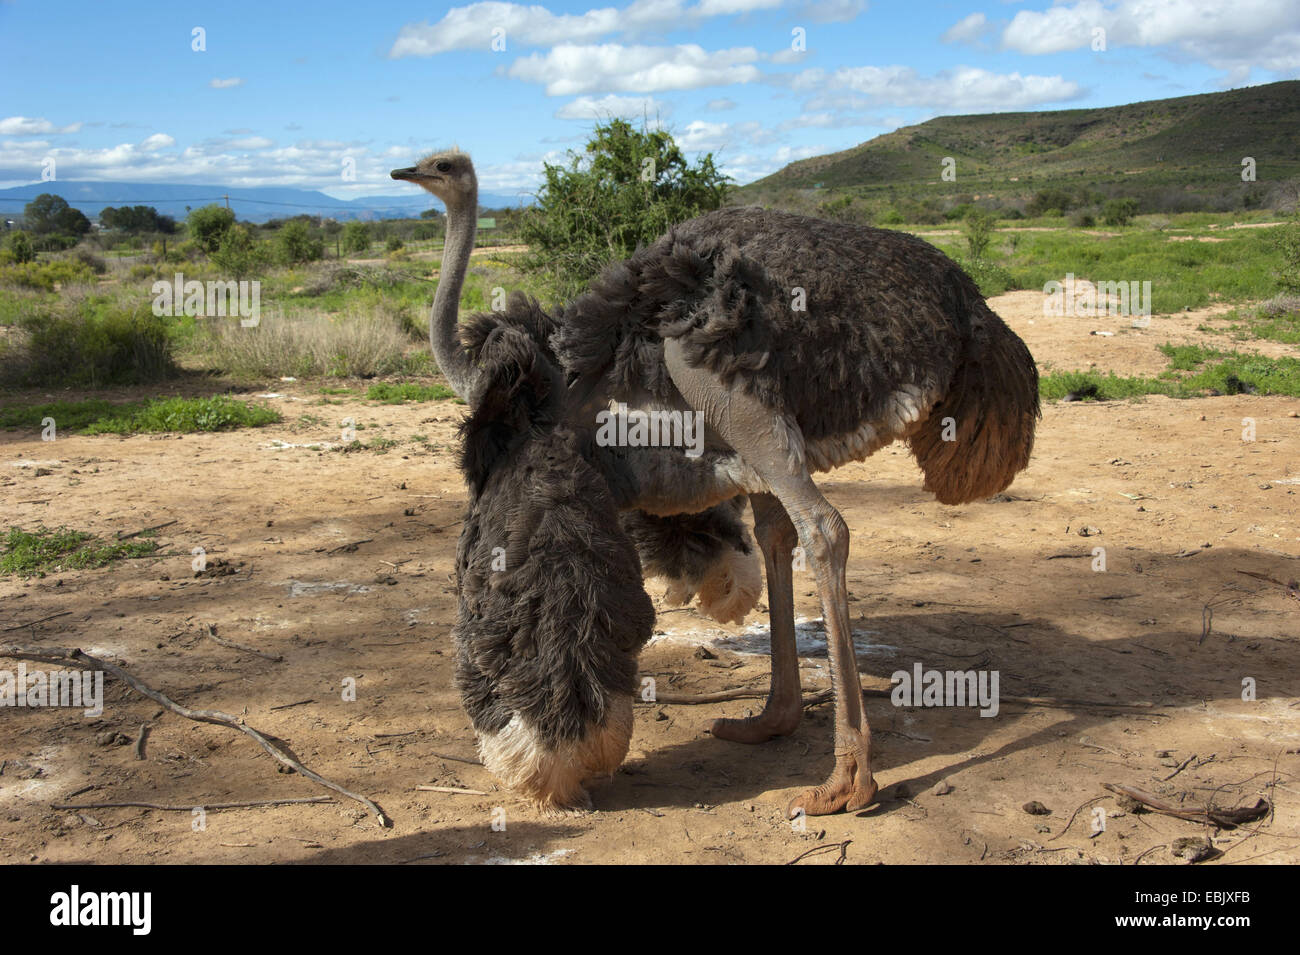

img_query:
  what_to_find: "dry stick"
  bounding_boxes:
[785,839,851,866]
[1102,783,1270,828]
[52,797,333,812]
[116,520,177,540]
[1049,795,1108,842]
[431,751,483,766]
[1,610,72,632]
[415,785,489,796]
[0,645,391,828]
[1162,753,1198,781]
[203,624,283,663]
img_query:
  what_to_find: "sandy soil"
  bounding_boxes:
[1,289,1298,866]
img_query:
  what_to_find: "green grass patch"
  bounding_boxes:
[1042,345,1300,401]
[1,525,158,577]
[365,382,457,403]
[0,395,280,434]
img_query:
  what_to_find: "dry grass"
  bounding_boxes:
[189,308,427,379]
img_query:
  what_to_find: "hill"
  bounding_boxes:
[741,80,1300,212]
[0,181,532,224]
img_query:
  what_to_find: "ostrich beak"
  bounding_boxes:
[390,166,421,181]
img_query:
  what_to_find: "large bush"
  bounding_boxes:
[519,119,730,295]
[211,225,269,280]
[2,230,36,264]
[187,205,237,253]
[341,221,371,254]
[274,221,324,265]
[7,303,176,386]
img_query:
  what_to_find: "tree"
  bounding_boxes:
[519,119,731,295]
[1102,198,1139,227]
[341,220,371,254]
[187,204,236,253]
[23,194,91,236]
[210,225,268,280]
[274,220,323,265]
[101,204,176,234]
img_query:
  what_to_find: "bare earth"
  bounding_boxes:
[2,291,1298,866]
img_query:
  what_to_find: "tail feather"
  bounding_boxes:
[908,301,1039,505]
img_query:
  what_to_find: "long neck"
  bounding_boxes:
[431,195,478,399]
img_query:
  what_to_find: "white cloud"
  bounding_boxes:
[209,77,245,89]
[390,0,784,57]
[507,43,761,94]
[1001,0,1300,77]
[0,116,82,136]
[706,97,737,110]
[942,12,989,44]
[794,64,1082,110]
[139,133,175,150]
[555,94,669,119]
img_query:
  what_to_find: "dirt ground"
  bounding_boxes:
[2,290,1298,865]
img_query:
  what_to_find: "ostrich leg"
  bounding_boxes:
[710,493,802,743]
[664,340,877,817]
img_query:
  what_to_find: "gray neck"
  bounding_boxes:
[431,195,478,399]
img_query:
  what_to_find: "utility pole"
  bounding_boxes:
[223,194,230,210]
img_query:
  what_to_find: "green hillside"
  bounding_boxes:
[741,81,1300,215]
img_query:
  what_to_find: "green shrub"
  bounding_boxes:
[211,225,269,280]
[342,221,371,254]
[9,303,176,386]
[275,221,324,265]
[1102,198,1140,227]
[0,259,97,291]
[3,230,35,264]
[963,208,995,261]
[187,205,237,253]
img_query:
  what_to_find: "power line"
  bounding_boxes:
[0,195,440,211]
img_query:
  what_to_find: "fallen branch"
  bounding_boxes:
[51,797,333,812]
[1103,783,1270,829]
[1,610,72,632]
[116,520,177,540]
[0,645,391,828]
[203,624,283,662]
[416,785,489,796]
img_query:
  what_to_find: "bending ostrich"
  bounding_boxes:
[393,149,1039,818]
[453,317,655,810]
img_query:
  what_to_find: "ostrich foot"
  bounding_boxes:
[710,698,801,743]
[785,727,877,817]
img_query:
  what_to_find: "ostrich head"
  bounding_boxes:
[390,149,477,209]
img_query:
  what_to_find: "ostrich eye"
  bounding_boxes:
[436,160,451,173]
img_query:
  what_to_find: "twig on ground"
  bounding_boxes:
[785,840,851,865]
[51,797,333,812]
[1,611,72,632]
[415,785,489,796]
[1102,783,1270,828]
[116,520,177,540]
[203,624,283,662]
[0,644,391,828]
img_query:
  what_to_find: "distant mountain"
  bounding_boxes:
[0,180,533,223]
[741,80,1300,204]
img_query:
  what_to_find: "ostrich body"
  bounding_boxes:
[453,320,654,810]
[393,150,1039,817]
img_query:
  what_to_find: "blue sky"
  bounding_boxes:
[2,0,1298,198]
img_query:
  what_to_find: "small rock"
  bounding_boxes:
[931,780,954,796]
[1077,525,1102,537]
[1170,837,1215,863]
[693,646,717,660]
[1022,800,1052,816]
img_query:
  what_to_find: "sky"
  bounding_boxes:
[1,0,1298,199]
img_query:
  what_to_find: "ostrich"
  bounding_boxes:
[452,315,655,810]
[393,149,1039,818]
